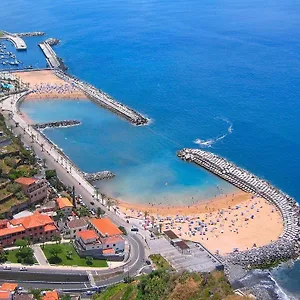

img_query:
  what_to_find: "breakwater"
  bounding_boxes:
[33,120,81,130]
[16,32,45,37]
[83,171,115,182]
[0,31,26,50]
[38,41,67,70]
[177,148,300,266]
[54,70,149,126]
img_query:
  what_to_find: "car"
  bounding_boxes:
[85,291,94,296]
[145,260,151,265]
[78,195,83,199]
[19,267,27,271]
[3,265,11,270]
[131,227,139,232]
[90,201,95,205]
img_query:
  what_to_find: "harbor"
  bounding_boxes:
[0,31,27,50]
[177,148,300,266]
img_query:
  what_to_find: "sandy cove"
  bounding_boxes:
[117,191,284,255]
[13,70,87,99]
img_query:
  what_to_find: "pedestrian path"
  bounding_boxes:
[32,245,49,266]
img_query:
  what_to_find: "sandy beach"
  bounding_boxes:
[13,70,87,99]
[117,191,284,255]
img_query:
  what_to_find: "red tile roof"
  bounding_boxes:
[44,224,57,232]
[15,177,37,186]
[42,291,58,300]
[102,236,124,244]
[90,218,122,237]
[0,283,18,292]
[103,248,115,255]
[76,230,99,241]
[56,197,73,209]
[0,225,25,237]
[10,211,54,229]
[0,291,10,299]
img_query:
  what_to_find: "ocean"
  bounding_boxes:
[1,0,300,297]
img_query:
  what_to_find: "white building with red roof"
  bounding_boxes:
[14,177,48,204]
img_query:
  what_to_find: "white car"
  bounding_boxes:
[19,267,27,271]
[85,291,94,296]
[3,265,11,270]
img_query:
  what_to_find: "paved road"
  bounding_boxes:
[0,94,149,289]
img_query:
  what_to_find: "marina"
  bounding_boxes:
[0,31,27,50]
[177,148,300,266]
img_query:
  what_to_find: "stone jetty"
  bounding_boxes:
[33,120,81,130]
[16,32,45,37]
[83,171,115,182]
[54,70,149,126]
[177,148,300,266]
[45,38,60,46]
[38,41,67,70]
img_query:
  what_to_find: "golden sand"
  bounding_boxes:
[117,191,284,255]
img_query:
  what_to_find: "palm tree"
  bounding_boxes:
[94,187,99,201]
[96,207,105,218]
[100,193,106,205]
[42,158,46,168]
[106,198,115,211]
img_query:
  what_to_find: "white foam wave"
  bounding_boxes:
[194,118,233,148]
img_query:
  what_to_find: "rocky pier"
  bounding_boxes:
[33,120,81,130]
[177,148,300,267]
[83,171,115,182]
[16,32,45,37]
[54,70,149,126]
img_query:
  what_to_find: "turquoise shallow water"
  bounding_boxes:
[2,0,300,296]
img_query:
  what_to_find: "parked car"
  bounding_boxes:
[3,265,11,270]
[131,227,139,232]
[19,267,27,271]
[85,291,94,296]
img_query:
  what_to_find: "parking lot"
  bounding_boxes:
[149,237,223,273]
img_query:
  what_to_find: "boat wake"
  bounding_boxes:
[194,118,233,148]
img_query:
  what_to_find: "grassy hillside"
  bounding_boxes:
[93,270,249,300]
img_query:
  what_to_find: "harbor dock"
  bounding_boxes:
[38,41,66,70]
[177,148,300,266]
[0,31,26,50]
[55,70,149,126]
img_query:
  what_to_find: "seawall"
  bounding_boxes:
[177,148,300,266]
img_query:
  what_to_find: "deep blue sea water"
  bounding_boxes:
[2,0,300,297]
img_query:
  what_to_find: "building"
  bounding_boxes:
[0,282,18,300]
[89,218,122,237]
[15,177,47,204]
[74,218,125,259]
[41,291,59,300]
[0,211,58,247]
[66,218,88,238]
[56,198,73,216]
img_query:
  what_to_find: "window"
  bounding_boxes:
[113,244,116,247]
[107,245,109,248]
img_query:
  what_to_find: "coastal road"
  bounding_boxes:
[1,94,149,289]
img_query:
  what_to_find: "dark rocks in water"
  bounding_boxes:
[84,171,115,182]
[45,38,60,46]
[33,120,81,130]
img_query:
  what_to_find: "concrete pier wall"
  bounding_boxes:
[38,42,66,70]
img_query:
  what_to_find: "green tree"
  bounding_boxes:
[49,244,62,258]
[86,256,93,266]
[56,210,65,221]
[15,239,28,250]
[96,207,105,218]
[52,235,62,244]
[106,198,115,211]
